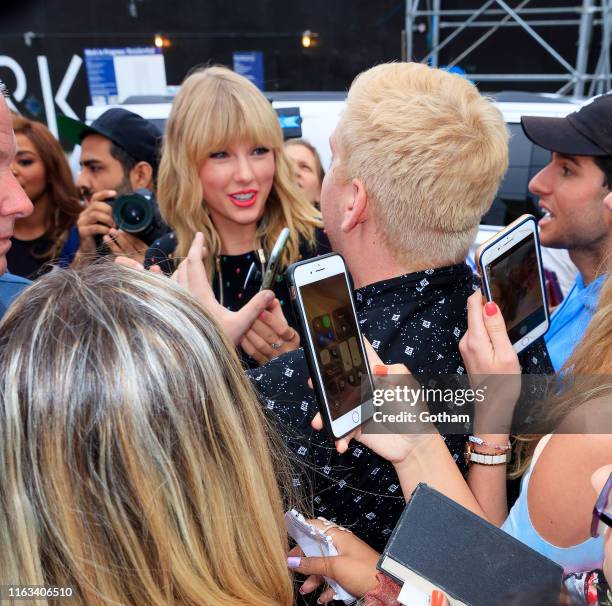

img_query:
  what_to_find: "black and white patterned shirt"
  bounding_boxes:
[248,263,553,551]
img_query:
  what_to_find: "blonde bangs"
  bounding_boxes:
[180,68,283,167]
[158,65,322,273]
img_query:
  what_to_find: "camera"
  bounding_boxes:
[97,188,169,249]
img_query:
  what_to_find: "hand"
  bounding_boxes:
[76,190,117,254]
[459,290,520,377]
[173,232,276,346]
[114,256,162,273]
[240,299,300,364]
[287,518,379,604]
[459,291,522,433]
[311,339,437,462]
[103,228,148,265]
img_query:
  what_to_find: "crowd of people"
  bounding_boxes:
[0,61,610,606]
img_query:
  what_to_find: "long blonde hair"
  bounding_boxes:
[0,263,294,605]
[157,66,321,275]
[511,272,612,477]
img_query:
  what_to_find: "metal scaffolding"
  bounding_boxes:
[404,0,612,96]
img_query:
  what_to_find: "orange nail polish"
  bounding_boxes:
[373,365,389,376]
[431,589,444,606]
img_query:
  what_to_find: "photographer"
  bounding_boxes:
[58,108,165,266]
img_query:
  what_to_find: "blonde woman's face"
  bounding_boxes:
[199,141,275,229]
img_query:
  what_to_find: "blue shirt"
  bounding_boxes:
[0,272,31,318]
[544,272,605,371]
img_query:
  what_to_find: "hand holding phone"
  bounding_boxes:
[475,214,549,354]
[261,227,291,291]
[288,253,374,438]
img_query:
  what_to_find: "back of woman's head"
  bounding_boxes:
[0,263,293,606]
[157,65,319,268]
[11,114,81,256]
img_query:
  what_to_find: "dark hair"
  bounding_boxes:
[594,155,612,189]
[12,114,81,259]
[109,142,138,179]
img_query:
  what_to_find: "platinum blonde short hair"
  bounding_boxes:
[0,263,294,606]
[336,62,509,265]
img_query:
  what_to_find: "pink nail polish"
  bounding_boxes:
[484,301,498,316]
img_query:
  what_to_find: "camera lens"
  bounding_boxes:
[112,193,153,234]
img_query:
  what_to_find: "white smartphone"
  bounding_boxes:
[476,214,549,354]
[288,253,375,439]
[260,227,291,291]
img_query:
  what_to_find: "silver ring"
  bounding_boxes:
[271,342,281,350]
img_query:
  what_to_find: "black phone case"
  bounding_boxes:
[286,252,366,440]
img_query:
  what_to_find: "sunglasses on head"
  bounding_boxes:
[591,472,612,538]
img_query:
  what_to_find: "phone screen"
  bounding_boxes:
[299,272,370,421]
[485,234,546,344]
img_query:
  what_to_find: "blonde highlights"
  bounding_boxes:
[511,273,612,477]
[157,66,321,274]
[0,263,294,605]
[336,62,509,266]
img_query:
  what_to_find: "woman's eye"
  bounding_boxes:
[562,165,573,177]
[252,146,270,156]
[209,151,228,159]
[18,159,34,167]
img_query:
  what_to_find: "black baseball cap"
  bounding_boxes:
[521,93,612,157]
[57,108,162,170]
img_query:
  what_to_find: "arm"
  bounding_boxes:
[459,292,521,526]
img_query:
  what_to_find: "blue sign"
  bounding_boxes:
[233,51,264,90]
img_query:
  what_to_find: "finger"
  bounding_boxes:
[245,328,277,360]
[307,377,313,390]
[466,289,488,344]
[250,318,280,347]
[231,290,275,345]
[90,189,117,203]
[363,338,384,369]
[150,264,162,273]
[260,299,295,342]
[80,224,112,238]
[240,334,269,365]
[78,209,115,227]
[311,412,323,430]
[103,235,122,254]
[481,300,513,353]
[187,231,205,261]
[317,587,336,604]
[290,555,336,579]
[288,545,305,558]
[111,231,139,255]
[114,256,144,270]
[298,574,325,596]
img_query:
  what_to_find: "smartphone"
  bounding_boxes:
[287,253,374,438]
[260,227,291,291]
[475,214,549,354]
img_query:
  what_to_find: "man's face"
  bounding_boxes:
[319,132,350,252]
[0,97,33,275]
[76,134,130,201]
[285,143,321,204]
[528,153,610,250]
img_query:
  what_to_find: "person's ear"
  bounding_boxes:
[340,178,368,233]
[129,161,154,191]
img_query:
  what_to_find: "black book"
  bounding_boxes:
[377,483,563,606]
